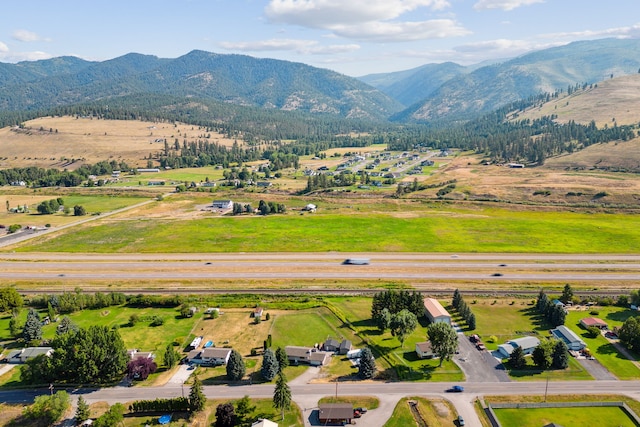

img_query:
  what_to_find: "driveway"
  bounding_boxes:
[166,364,194,385]
[456,333,510,383]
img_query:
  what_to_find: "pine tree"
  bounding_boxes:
[163,343,180,368]
[508,346,526,369]
[75,396,90,424]
[467,312,476,330]
[189,375,205,413]
[226,349,246,381]
[273,372,291,421]
[56,316,78,335]
[358,347,376,379]
[552,339,569,369]
[275,347,289,372]
[261,348,279,381]
[23,308,42,343]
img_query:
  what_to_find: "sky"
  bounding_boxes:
[0,0,639,77]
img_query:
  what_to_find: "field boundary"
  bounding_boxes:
[486,401,640,427]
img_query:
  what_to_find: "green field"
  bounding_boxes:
[14,205,640,253]
[493,406,635,427]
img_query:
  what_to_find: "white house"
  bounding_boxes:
[497,336,540,358]
[212,200,233,210]
[415,341,434,359]
[6,347,53,364]
[423,298,451,324]
[251,420,278,427]
[201,348,232,366]
[551,325,586,351]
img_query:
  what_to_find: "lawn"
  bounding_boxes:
[383,397,457,427]
[13,204,640,253]
[329,298,463,382]
[565,306,640,380]
[493,406,635,427]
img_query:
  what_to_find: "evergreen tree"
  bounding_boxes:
[75,396,90,424]
[226,349,246,381]
[467,312,476,331]
[235,395,255,422]
[56,316,78,335]
[275,347,289,372]
[427,322,459,367]
[273,372,291,421]
[261,348,279,381]
[358,347,376,379]
[452,289,462,309]
[163,343,180,368]
[551,339,569,369]
[189,375,205,413]
[215,403,236,427]
[508,346,526,369]
[561,283,574,304]
[23,308,42,343]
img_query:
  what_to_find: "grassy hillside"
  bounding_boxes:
[514,74,640,127]
[0,116,238,169]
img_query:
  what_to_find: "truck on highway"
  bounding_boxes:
[342,258,370,265]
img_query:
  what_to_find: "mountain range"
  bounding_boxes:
[1,38,639,124]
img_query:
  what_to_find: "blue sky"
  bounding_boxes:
[1,0,638,76]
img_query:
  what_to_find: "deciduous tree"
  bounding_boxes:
[390,309,418,347]
[23,391,70,425]
[215,402,237,427]
[427,322,458,367]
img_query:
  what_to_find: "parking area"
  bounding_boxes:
[456,332,510,383]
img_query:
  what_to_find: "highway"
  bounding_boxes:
[0,253,639,286]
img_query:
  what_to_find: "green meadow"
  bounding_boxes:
[15,205,640,253]
[493,406,635,427]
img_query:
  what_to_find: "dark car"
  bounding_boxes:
[447,385,464,392]
[491,272,503,276]
[355,407,367,413]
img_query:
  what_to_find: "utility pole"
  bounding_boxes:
[544,375,549,402]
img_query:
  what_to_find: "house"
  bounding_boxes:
[580,317,608,330]
[201,348,232,366]
[551,325,586,351]
[338,339,352,355]
[127,349,155,360]
[318,403,353,425]
[257,181,272,188]
[136,168,160,173]
[302,204,317,212]
[284,346,331,366]
[423,298,451,324]
[415,341,434,359]
[251,420,278,427]
[323,338,340,352]
[497,336,540,358]
[253,307,264,318]
[212,200,233,210]
[187,349,202,363]
[6,347,53,364]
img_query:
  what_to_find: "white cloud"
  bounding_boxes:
[332,19,470,42]
[542,23,640,40]
[264,0,465,42]
[12,29,48,43]
[266,0,450,27]
[220,38,360,55]
[0,41,8,53]
[0,50,53,62]
[473,0,544,11]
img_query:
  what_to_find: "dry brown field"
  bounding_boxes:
[0,116,238,169]
[514,74,640,127]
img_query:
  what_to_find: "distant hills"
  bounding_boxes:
[1,38,640,125]
[0,50,402,121]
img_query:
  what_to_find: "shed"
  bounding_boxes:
[415,341,434,359]
[551,325,586,351]
[423,298,451,324]
[323,338,340,352]
[318,403,353,425]
[338,339,352,355]
[253,307,264,318]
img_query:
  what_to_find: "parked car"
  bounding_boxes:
[447,385,464,392]
[457,415,465,426]
[355,407,367,413]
